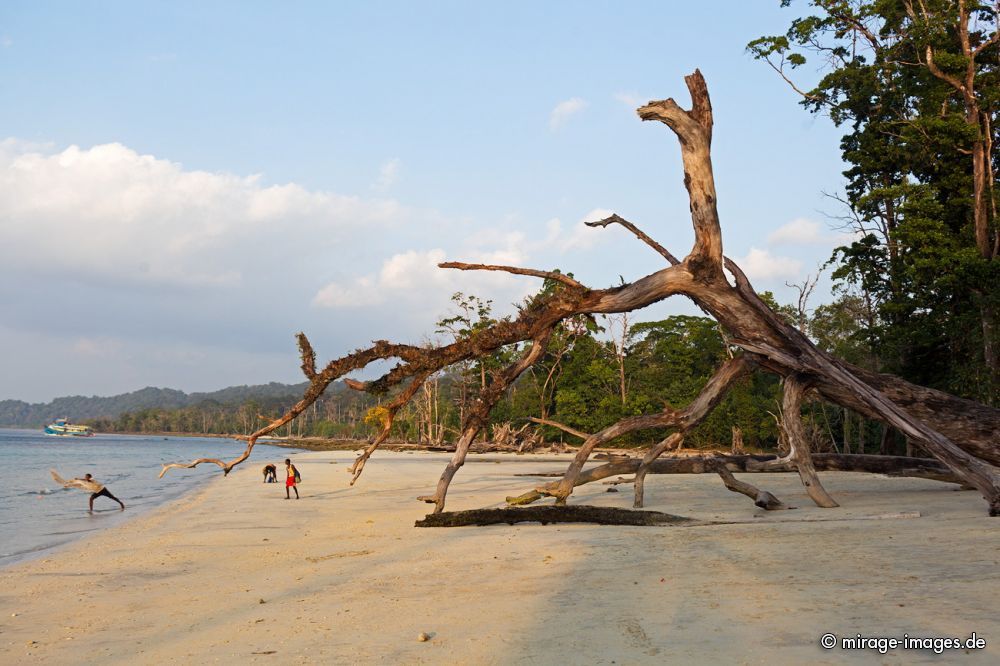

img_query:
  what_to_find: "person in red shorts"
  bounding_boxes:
[284,458,300,500]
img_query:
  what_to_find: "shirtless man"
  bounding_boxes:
[81,474,125,512]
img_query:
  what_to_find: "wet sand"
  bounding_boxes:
[1,450,998,664]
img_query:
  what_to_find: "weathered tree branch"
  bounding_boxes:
[438,262,585,290]
[297,332,317,380]
[348,372,431,485]
[637,69,723,274]
[585,214,680,265]
[633,355,753,507]
[418,329,554,513]
[527,416,590,440]
[709,459,791,510]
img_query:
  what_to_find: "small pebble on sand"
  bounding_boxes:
[417,632,431,642]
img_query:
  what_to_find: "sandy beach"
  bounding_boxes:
[1,450,998,664]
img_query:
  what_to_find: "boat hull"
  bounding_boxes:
[44,422,95,437]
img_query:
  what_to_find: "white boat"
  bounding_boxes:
[44,418,95,437]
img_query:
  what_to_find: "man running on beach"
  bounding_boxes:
[82,474,125,512]
[285,458,299,500]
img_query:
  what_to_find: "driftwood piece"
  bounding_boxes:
[506,453,964,506]
[709,459,792,510]
[159,70,1000,516]
[417,506,921,528]
[415,505,700,527]
[524,453,961,483]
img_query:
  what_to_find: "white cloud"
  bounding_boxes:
[0,140,401,288]
[312,275,380,308]
[767,217,855,246]
[731,247,803,280]
[549,97,588,131]
[1,35,12,49]
[312,246,530,310]
[613,91,643,108]
[372,157,401,191]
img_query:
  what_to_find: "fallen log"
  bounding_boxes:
[416,505,923,528]
[507,454,963,506]
[415,505,699,527]
[515,454,960,482]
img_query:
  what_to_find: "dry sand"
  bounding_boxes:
[1,450,998,664]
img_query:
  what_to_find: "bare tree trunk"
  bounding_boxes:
[782,375,839,508]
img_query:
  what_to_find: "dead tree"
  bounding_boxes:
[161,71,1000,516]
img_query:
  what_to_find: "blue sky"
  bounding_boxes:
[0,1,853,402]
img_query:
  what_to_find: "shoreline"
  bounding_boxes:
[2,450,997,663]
[15,426,776,459]
[0,431,310,571]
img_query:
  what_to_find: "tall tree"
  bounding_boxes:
[749,0,1000,402]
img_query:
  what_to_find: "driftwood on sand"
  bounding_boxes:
[415,505,698,527]
[160,70,1000,518]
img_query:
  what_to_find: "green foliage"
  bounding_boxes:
[752,0,1000,403]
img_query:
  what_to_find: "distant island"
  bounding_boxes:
[0,382,311,430]
[0,379,416,442]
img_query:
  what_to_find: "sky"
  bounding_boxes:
[0,1,854,403]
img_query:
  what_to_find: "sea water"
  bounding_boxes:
[0,428,298,566]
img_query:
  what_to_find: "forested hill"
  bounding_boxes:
[0,381,311,427]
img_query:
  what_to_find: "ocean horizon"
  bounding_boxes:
[0,428,300,567]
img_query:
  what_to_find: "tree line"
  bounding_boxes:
[93,288,905,455]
